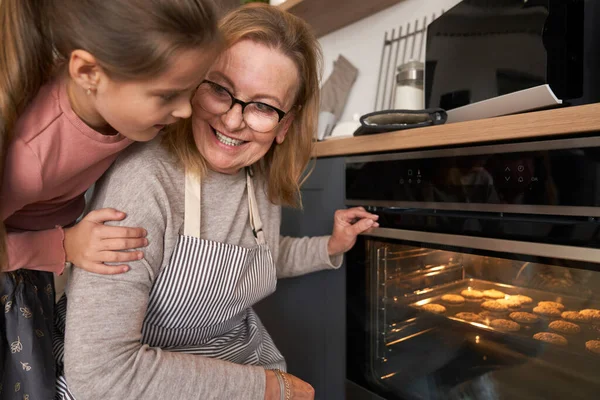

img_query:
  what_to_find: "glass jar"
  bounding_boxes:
[394,60,424,110]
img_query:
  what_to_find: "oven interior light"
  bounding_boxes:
[389,318,418,334]
[381,372,397,380]
[429,265,446,272]
[413,288,434,295]
[387,328,434,346]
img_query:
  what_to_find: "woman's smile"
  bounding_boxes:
[211,125,247,147]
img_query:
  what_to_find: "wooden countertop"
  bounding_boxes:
[313,103,600,158]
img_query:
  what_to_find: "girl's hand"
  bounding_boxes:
[327,207,379,257]
[63,208,148,274]
[264,370,315,400]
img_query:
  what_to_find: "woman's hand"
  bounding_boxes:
[265,370,315,400]
[327,207,379,257]
[63,208,148,274]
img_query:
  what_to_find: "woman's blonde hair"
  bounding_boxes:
[163,3,322,207]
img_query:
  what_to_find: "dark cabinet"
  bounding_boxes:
[255,157,346,400]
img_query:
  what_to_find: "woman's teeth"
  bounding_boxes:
[215,130,244,147]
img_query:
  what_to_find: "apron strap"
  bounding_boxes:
[184,170,202,238]
[184,167,264,245]
[246,167,266,245]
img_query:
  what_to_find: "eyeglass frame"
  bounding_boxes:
[197,80,290,126]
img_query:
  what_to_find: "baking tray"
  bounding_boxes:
[399,278,600,360]
[377,324,600,400]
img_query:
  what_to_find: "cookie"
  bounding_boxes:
[538,301,565,311]
[481,300,509,313]
[549,320,580,334]
[422,304,446,314]
[585,340,600,355]
[561,311,592,323]
[533,332,568,346]
[441,294,466,305]
[579,309,600,323]
[455,312,483,323]
[497,298,522,309]
[513,295,533,305]
[533,306,561,317]
[509,312,539,324]
[483,289,506,300]
[490,319,520,332]
[461,289,484,300]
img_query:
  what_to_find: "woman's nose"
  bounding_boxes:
[221,103,246,130]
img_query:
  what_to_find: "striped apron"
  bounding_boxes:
[56,168,285,398]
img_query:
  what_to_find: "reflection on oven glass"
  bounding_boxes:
[434,160,500,204]
[367,241,600,399]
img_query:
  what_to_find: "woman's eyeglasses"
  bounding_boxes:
[196,80,289,133]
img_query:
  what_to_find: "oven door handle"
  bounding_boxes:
[364,227,600,264]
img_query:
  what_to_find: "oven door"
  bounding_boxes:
[346,221,600,400]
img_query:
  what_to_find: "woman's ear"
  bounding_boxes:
[68,49,104,93]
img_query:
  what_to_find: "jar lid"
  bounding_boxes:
[397,60,424,83]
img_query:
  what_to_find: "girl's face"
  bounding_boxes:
[93,47,217,142]
[191,40,299,175]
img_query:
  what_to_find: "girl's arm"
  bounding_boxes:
[2,137,66,273]
[2,138,146,274]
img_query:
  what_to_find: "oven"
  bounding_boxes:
[344,136,600,399]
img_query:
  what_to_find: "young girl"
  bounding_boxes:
[0,0,221,397]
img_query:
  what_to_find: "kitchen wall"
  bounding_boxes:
[318,0,461,123]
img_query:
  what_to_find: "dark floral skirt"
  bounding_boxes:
[1,270,56,400]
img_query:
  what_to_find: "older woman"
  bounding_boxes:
[61,4,378,400]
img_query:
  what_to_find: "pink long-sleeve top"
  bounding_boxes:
[1,76,133,274]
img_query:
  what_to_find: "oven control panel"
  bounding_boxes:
[346,137,600,210]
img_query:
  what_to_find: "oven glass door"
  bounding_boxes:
[346,229,600,400]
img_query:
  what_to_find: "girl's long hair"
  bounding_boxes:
[0,0,221,270]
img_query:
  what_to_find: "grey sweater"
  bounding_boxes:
[64,140,342,400]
